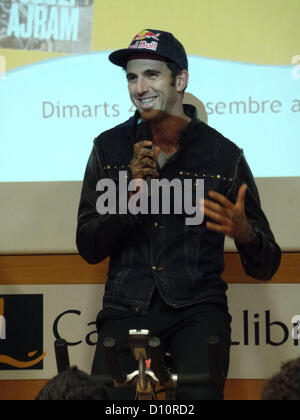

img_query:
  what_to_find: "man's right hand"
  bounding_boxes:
[130,141,160,179]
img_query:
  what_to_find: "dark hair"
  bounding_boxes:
[35,366,109,400]
[261,358,300,400]
[165,59,183,86]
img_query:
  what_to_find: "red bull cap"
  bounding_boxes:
[109,29,188,70]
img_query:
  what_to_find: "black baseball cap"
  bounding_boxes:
[109,29,188,70]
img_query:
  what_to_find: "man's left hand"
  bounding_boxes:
[202,184,253,244]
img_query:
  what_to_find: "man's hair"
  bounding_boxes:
[35,366,109,400]
[165,59,184,87]
[261,358,300,400]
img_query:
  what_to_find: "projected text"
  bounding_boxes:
[7,2,79,41]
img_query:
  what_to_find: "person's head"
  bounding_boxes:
[109,29,189,121]
[35,366,109,400]
[261,358,300,400]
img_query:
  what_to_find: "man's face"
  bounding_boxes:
[126,58,182,120]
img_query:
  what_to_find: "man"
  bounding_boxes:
[261,357,300,400]
[35,367,109,400]
[76,29,281,400]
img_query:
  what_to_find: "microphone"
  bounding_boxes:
[137,122,155,196]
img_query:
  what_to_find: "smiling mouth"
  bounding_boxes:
[138,96,158,106]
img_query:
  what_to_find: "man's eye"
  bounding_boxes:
[148,72,158,78]
[127,75,136,82]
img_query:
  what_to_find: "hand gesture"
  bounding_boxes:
[202,184,253,243]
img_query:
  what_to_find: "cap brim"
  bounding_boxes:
[109,48,173,68]
[109,47,187,70]
[109,49,136,68]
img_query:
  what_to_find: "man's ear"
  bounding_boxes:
[176,70,189,93]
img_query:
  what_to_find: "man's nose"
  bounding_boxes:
[136,76,149,95]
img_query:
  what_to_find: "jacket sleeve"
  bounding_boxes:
[228,152,281,281]
[76,144,138,264]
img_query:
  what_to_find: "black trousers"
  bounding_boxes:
[92,291,232,400]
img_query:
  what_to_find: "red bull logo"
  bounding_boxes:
[132,30,160,42]
[130,40,158,52]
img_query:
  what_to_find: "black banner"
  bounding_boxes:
[0,294,44,370]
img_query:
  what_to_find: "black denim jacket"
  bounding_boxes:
[76,105,281,314]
